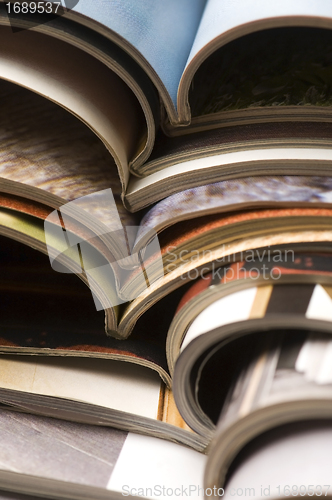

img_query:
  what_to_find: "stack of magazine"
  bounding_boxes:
[1,0,332,498]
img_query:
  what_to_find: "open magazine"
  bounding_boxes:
[0,410,206,500]
[1,2,332,209]
[223,420,332,500]
[1,82,332,339]
[205,332,332,495]
[2,300,332,499]
[173,277,332,437]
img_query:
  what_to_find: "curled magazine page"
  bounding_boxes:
[180,0,332,119]
[3,2,332,498]
[205,331,332,493]
[135,176,332,251]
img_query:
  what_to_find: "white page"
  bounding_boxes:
[306,284,332,322]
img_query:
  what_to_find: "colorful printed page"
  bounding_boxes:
[223,421,332,500]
